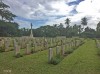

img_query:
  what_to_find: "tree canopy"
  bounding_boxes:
[0,1,19,37]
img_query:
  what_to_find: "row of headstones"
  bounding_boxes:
[13,38,68,57]
[14,37,58,56]
[48,38,84,62]
[0,37,82,51]
[14,39,45,56]
[0,37,82,52]
[0,37,65,53]
[0,37,48,52]
[14,37,68,50]
[0,37,81,57]
[14,39,43,57]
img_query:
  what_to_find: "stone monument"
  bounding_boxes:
[30,23,33,38]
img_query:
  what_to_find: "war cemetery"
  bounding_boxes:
[0,0,100,74]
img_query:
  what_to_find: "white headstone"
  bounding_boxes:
[48,48,53,62]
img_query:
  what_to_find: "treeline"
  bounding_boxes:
[21,18,100,38]
[19,17,100,38]
[0,1,100,38]
[20,23,98,38]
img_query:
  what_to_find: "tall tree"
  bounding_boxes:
[0,0,18,37]
[0,0,9,8]
[81,17,88,31]
[0,0,16,21]
[65,18,71,27]
[72,24,79,36]
[0,0,9,20]
[96,22,100,32]
[65,18,71,37]
[96,22,100,38]
[57,23,65,36]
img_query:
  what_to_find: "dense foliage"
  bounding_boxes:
[0,1,19,37]
[20,23,98,38]
[0,20,19,36]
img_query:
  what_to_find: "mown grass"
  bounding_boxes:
[0,39,100,74]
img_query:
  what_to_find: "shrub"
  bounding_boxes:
[72,46,77,50]
[50,55,63,65]
[64,49,74,55]
[15,53,23,58]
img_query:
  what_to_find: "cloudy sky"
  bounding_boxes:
[3,0,100,29]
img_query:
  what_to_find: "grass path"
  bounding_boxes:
[57,39,100,74]
[0,39,100,74]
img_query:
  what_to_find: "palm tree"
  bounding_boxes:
[65,18,71,27]
[65,18,71,37]
[96,22,100,37]
[81,17,88,31]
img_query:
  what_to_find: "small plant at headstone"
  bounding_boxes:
[64,49,74,55]
[49,54,63,65]
[15,53,23,58]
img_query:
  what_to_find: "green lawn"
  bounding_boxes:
[0,39,100,74]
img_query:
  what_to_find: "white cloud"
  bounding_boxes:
[75,0,100,29]
[67,0,77,2]
[3,0,74,20]
[3,0,33,19]
[3,0,100,29]
[45,0,99,29]
[50,0,74,15]
[76,0,100,14]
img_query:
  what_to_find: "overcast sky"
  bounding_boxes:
[3,0,100,29]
